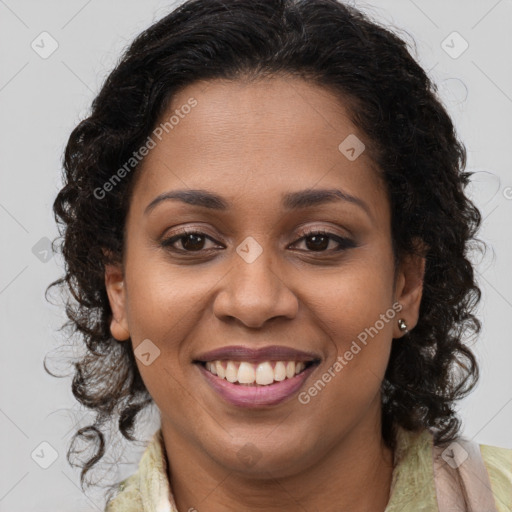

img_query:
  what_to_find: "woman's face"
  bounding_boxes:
[105,76,424,476]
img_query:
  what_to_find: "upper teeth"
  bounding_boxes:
[204,360,307,385]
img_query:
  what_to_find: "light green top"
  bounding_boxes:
[105,426,512,512]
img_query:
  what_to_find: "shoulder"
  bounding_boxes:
[479,441,512,512]
[104,428,175,512]
[104,473,143,512]
[386,425,512,512]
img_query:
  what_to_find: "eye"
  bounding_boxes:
[161,229,222,253]
[161,228,356,254]
[291,229,357,252]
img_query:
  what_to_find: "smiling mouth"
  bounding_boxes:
[196,359,320,386]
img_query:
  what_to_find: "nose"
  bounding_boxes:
[212,246,299,329]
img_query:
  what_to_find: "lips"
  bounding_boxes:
[193,345,322,407]
[197,361,319,407]
[194,345,321,364]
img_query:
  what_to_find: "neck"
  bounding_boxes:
[162,411,394,512]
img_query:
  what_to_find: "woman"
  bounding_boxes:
[49,0,512,510]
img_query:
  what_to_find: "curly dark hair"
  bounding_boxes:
[47,0,485,494]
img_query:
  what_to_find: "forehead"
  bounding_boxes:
[129,76,388,222]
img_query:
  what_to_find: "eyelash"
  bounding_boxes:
[160,228,356,255]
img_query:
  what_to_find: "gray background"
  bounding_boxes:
[1,0,511,510]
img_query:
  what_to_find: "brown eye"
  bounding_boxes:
[180,233,206,251]
[304,233,330,251]
[161,229,356,256]
[293,230,357,252]
[161,230,219,252]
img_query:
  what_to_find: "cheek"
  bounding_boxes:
[122,255,205,414]
[304,248,396,341]
[123,253,212,342]
[299,267,395,428]
[300,250,396,398]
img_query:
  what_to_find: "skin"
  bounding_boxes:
[105,76,425,512]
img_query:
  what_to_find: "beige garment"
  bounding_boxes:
[433,435,499,511]
[105,426,512,511]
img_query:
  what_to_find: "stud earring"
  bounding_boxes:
[398,318,408,334]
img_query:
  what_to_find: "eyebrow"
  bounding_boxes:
[144,188,372,218]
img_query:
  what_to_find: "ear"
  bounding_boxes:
[393,239,427,338]
[105,263,130,341]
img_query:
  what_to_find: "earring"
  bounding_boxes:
[398,318,408,334]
